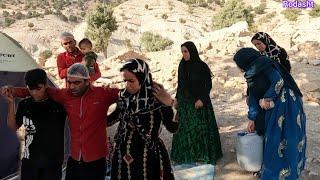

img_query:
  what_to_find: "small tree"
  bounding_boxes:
[212,0,254,29]
[85,4,118,57]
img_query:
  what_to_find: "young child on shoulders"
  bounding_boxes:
[79,38,98,76]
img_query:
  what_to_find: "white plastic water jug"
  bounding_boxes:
[236,131,263,172]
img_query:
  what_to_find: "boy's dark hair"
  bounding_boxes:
[24,68,47,89]
[79,38,92,47]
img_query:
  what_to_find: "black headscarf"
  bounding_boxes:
[181,41,202,62]
[251,32,291,73]
[119,58,162,114]
[234,48,302,96]
[177,41,213,103]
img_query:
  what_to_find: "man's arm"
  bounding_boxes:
[46,87,65,104]
[7,97,18,131]
[0,86,29,98]
[103,87,120,106]
[0,89,18,131]
[2,86,65,104]
[57,54,68,79]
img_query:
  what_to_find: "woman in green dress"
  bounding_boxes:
[171,41,222,165]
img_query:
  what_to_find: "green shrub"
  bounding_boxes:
[184,32,192,40]
[44,9,52,15]
[281,9,300,21]
[178,0,211,5]
[256,11,276,24]
[199,2,208,7]
[187,5,193,14]
[212,0,254,29]
[179,18,186,23]
[0,3,6,9]
[3,10,10,17]
[54,10,62,16]
[28,22,34,28]
[69,15,78,22]
[124,38,132,49]
[213,0,222,5]
[254,3,266,14]
[43,1,50,6]
[27,11,33,18]
[39,50,53,60]
[309,5,320,17]
[59,14,68,22]
[4,17,15,27]
[77,0,84,8]
[80,11,86,17]
[53,0,65,10]
[140,32,173,52]
[161,13,168,19]
[15,11,24,19]
[27,11,42,18]
[247,5,253,12]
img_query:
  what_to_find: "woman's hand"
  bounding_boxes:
[247,120,255,133]
[194,99,203,109]
[152,82,174,106]
[259,98,274,110]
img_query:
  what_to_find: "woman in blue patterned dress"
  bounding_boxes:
[233,48,307,180]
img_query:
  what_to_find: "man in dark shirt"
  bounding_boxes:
[1,69,66,180]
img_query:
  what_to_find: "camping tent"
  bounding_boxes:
[0,32,69,179]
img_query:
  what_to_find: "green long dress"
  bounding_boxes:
[171,55,222,165]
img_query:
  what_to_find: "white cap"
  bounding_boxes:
[59,32,74,40]
[67,63,89,79]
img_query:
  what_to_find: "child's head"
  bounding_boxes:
[79,38,93,54]
[24,68,48,101]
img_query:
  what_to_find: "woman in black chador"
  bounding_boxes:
[107,59,178,180]
[171,41,222,165]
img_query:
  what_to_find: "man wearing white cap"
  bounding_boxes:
[8,63,119,180]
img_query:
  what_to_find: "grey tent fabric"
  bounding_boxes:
[0,126,20,179]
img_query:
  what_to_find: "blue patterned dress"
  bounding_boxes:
[256,68,307,179]
[235,48,307,180]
